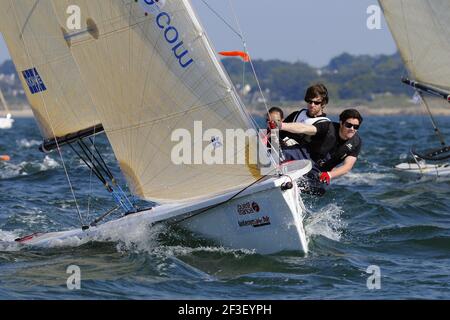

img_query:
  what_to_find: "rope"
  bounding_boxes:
[200,0,243,40]
[89,138,115,181]
[199,0,282,167]
[69,143,107,185]
[70,140,135,213]
[175,166,280,225]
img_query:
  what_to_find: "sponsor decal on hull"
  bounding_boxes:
[235,201,271,229]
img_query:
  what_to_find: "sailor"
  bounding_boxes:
[266,107,284,128]
[280,83,331,161]
[270,109,363,191]
[265,107,287,162]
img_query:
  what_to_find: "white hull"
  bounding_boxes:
[395,161,450,177]
[16,160,312,255]
[0,116,14,129]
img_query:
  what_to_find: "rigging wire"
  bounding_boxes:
[227,0,282,166]
[419,93,447,147]
[227,0,270,113]
[86,133,96,223]
[68,143,107,185]
[69,140,135,214]
[200,0,243,40]
[199,0,282,168]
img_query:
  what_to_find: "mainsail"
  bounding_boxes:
[0,1,100,141]
[379,0,450,103]
[47,0,262,203]
[380,0,450,159]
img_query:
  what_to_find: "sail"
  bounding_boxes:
[0,88,11,114]
[50,0,261,202]
[0,1,100,140]
[379,0,450,92]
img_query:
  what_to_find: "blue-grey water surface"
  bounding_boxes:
[0,115,449,299]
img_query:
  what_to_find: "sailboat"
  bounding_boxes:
[379,0,450,177]
[0,0,311,254]
[0,88,14,129]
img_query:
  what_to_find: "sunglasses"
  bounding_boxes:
[305,99,323,106]
[344,122,360,130]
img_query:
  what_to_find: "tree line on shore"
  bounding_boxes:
[222,51,412,103]
[0,51,412,106]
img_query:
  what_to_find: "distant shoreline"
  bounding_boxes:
[248,105,450,118]
[276,105,450,117]
[2,99,450,119]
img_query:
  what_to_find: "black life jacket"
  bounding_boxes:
[309,121,337,163]
[315,123,362,171]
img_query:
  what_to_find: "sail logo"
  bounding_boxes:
[237,202,260,216]
[210,136,222,150]
[171,121,272,167]
[139,0,194,69]
[170,121,283,175]
[22,68,47,94]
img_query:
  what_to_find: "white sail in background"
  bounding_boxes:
[379,0,450,92]
[0,1,100,139]
[0,88,11,114]
[49,0,261,203]
[0,87,14,129]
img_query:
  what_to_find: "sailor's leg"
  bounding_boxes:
[281,145,311,162]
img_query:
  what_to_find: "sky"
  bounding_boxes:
[0,0,397,68]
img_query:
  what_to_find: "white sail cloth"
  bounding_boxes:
[379,0,450,92]
[0,1,100,139]
[48,0,261,202]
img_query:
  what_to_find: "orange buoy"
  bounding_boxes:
[0,155,10,161]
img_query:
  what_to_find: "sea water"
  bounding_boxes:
[0,116,449,299]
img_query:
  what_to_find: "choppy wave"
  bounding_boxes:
[16,139,41,149]
[1,117,450,299]
[0,230,22,251]
[332,171,397,186]
[151,244,256,258]
[304,203,346,242]
[0,156,59,179]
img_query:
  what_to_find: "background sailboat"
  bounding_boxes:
[0,88,14,129]
[1,0,311,254]
[379,0,450,177]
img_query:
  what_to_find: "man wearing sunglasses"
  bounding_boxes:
[270,109,363,189]
[281,83,330,143]
[279,83,331,162]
